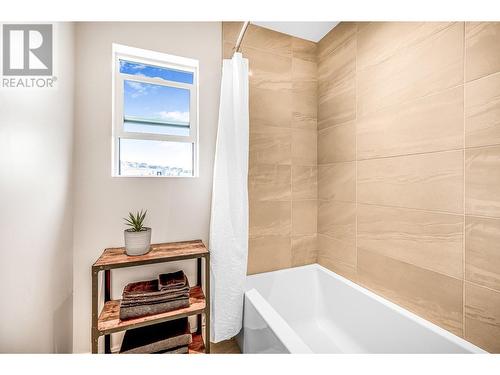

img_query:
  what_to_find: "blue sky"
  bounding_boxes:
[121,60,191,125]
[119,60,194,172]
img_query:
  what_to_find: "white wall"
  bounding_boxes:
[73,22,221,352]
[0,23,75,353]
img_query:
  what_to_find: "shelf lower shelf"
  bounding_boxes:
[98,286,206,335]
[111,333,205,354]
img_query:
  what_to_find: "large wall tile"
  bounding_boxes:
[249,124,291,165]
[357,23,463,116]
[465,282,500,353]
[357,87,463,159]
[317,86,356,129]
[318,255,358,282]
[357,204,463,278]
[292,37,317,62]
[250,86,292,128]
[291,235,317,266]
[292,128,317,166]
[224,23,293,58]
[248,235,291,274]
[318,22,357,61]
[318,36,355,98]
[358,249,463,336]
[465,145,500,217]
[466,216,500,291]
[318,122,356,164]
[318,201,356,243]
[357,22,452,71]
[292,200,317,235]
[242,24,292,57]
[223,41,234,59]
[358,150,464,213]
[318,234,356,268]
[292,57,317,82]
[222,22,243,44]
[318,162,356,202]
[465,22,500,82]
[292,166,317,200]
[244,46,292,90]
[292,81,317,130]
[248,164,291,202]
[318,36,356,128]
[249,201,291,237]
[465,72,500,148]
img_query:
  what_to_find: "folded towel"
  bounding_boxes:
[122,278,189,300]
[120,293,189,308]
[119,298,190,320]
[120,318,192,354]
[158,271,188,291]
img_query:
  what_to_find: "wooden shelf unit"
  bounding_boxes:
[91,240,210,354]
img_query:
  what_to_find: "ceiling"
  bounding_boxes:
[251,22,339,42]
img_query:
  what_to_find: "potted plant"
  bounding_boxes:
[123,209,152,256]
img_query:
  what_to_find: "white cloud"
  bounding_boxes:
[126,81,144,90]
[131,63,147,70]
[126,80,148,98]
[157,111,189,123]
[121,60,147,70]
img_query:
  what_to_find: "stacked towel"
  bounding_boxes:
[159,270,189,291]
[119,271,190,320]
[120,318,192,354]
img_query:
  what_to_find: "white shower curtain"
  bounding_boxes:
[209,52,249,342]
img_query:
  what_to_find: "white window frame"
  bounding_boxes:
[111,43,199,177]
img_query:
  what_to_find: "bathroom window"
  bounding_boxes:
[112,44,198,177]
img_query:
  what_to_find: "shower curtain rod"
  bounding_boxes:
[234,21,250,53]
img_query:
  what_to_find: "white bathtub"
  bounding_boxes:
[237,264,486,354]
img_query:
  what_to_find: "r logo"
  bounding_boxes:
[2,24,53,76]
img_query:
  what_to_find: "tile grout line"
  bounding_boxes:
[319,199,500,222]
[465,65,500,85]
[315,40,321,266]
[465,280,500,295]
[354,23,359,280]
[355,242,466,283]
[290,47,295,267]
[354,201,463,216]
[318,142,500,166]
[462,21,467,339]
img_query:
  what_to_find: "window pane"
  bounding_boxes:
[123,80,190,136]
[120,59,194,84]
[119,138,193,177]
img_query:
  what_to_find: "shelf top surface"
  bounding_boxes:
[98,286,206,334]
[93,240,208,269]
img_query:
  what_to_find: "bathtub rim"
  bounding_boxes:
[244,288,313,353]
[245,263,487,354]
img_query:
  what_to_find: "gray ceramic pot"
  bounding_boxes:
[124,227,152,256]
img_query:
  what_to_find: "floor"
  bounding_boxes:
[210,338,241,354]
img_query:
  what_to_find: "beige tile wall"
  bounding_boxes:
[318,22,500,353]
[222,22,500,353]
[223,23,318,275]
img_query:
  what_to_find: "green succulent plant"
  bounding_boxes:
[124,209,148,232]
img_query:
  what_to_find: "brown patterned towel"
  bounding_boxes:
[119,298,190,320]
[119,318,192,354]
[120,293,189,307]
[158,271,188,291]
[122,278,189,301]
